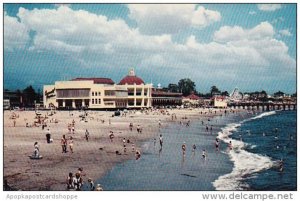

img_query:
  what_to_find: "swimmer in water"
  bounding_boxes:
[239,134,242,141]
[192,144,196,153]
[263,132,266,137]
[228,141,233,150]
[202,149,207,160]
[279,159,284,172]
[159,134,163,147]
[182,142,186,155]
[215,138,220,152]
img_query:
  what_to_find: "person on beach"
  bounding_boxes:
[123,138,127,153]
[159,134,163,147]
[13,119,16,127]
[33,142,40,158]
[215,138,220,152]
[158,119,161,128]
[206,125,209,132]
[61,135,67,153]
[131,143,135,152]
[109,131,114,142]
[71,125,75,134]
[136,150,141,160]
[45,128,51,143]
[68,124,71,133]
[85,129,89,142]
[137,125,141,133]
[87,178,95,191]
[73,172,83,191]
[77,167,86,177]
[182,143,186,155]
[66,172,75,190]
[129,123,133,131]
[69,136,74,153]
[154,138,156,147]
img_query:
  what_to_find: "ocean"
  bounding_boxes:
[91,110,296,191]
[214,110,297,191]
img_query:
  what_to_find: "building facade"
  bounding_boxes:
[43,69,152,109]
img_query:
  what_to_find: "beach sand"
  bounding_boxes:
[3,108,242,190]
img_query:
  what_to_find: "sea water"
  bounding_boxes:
[91,111,296,191]
[213,110,296,190]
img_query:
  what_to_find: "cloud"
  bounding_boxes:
[128,4,221,34]
[4,6,296,92]
[211,22,294,69]
[4,12,30,51]
[213,21,274,43]
[279,29,292,37]
[257,4,282,11]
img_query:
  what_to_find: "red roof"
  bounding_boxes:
[183,94,201,100]
[118,75,145,85]
[71,78,114,85]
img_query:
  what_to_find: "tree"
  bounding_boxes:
[178,78,196,96]
[210,85,221,96]
[274,91,285,98]
[22,85,37,107]
[168,83,179,93]
[221,91,229,97]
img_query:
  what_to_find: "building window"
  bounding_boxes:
[99,99,101,104]
[105,90,115,96]
[95,99,98,104]
[92,99,94,104]
[92,92,94,96]
[98,92,101,96]
[95,92,98,96]
[136,90,142,96]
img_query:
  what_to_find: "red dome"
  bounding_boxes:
[119,75,145,85]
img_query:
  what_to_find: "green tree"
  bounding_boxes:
[178,78,196,96]
[221,91,229,97]
[210,85,221,96]
[22,85,37,107]
[168,83,179,93]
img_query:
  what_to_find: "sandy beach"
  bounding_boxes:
[4,108,244,190]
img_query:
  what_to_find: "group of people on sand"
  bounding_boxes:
[67,120,76,134]
[60,135,75,153]
[66,168,103,191]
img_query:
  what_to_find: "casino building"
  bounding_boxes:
[43,69,152,109]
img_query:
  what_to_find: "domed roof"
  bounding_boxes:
[118,69,145,85]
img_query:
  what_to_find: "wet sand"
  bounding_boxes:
[3,108,240,190]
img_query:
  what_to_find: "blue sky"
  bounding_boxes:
[4,3,296,94]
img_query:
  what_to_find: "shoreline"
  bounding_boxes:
[4,108,249,191]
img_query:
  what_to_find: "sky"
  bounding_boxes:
[3,3,297,94]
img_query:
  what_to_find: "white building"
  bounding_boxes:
[43,69,152,109]
[213,96,228,108]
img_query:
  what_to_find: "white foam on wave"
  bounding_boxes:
[249,111,276,121]
[213,112,275,190]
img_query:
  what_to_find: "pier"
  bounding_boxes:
[228,102,297,111]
